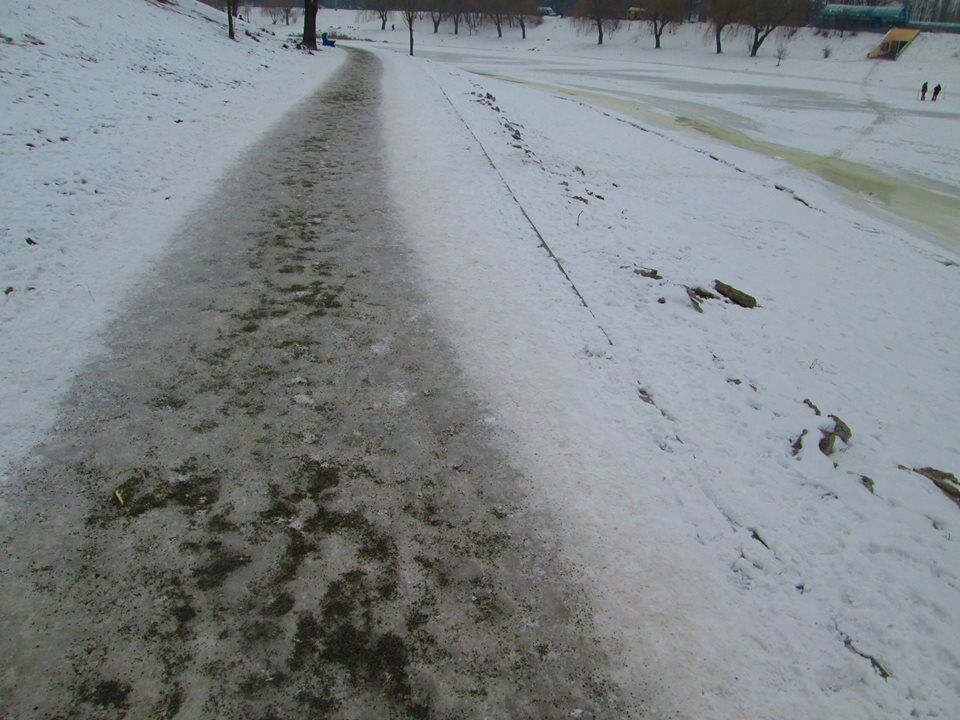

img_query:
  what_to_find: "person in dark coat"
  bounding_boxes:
[920,81,928,100]
[932,84,942,101]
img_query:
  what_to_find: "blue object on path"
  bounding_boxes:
[321,32,336,47]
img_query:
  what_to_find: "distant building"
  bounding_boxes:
[817,3,908,30]
[816,2,960,30]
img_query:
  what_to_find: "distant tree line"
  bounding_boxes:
[571,0,810,52]
[202,0,814,58]
[356,0,811,54]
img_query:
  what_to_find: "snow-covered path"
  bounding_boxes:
[0,49,630,719]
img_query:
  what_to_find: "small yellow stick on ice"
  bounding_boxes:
[114,490,124,506]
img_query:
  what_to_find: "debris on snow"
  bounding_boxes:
[910,466,960,508]
[635,266,662,280]
[714,280,758,308]
[791,428,808,456]
[818,414,852,456]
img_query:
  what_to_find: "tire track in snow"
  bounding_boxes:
[433,80,615,347]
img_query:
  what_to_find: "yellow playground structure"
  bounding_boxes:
[868,28,921,59]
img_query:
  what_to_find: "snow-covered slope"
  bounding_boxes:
[373,20,960,720]
[0,0,344,475]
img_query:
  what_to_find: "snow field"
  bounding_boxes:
[376,30,960,719]
[1,2,958,717]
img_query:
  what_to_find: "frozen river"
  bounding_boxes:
[401,31,960,249]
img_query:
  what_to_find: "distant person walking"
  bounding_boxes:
[920,81,928,100]
[932,84,942,101]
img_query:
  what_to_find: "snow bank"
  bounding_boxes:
[377,32,960,720]
[0,0,344,475]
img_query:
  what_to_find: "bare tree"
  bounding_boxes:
[265,0,301,25]
[399,0,421,55]
[511,0,540,38]
[431,10,444,32]
[200,0,237,37]
[705,0,741,53]
[574,0,625,45]
[638,0,684,48]
[266,4,286,23]
[444,0,469,34]
[466,10,482,33]
[302,0,319,49]
[361,0,392,30]
[739,0,811,57]
[227,0,237,39]
[480,0,509,38]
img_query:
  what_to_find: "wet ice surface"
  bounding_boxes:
[0,51,633,719]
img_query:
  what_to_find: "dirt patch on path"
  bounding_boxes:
[0,50,636,719]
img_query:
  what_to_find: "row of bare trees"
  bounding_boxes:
[706,0,811,55]
[209,0,811,59]
[362,0,540,37]
[359,0,811,56]
[361,0,542,54]
[263,0,302,25]
[573,0,810,54]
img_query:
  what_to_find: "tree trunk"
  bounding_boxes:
[715,25,722,53]
[495,16,502,38]
[380,12,387,30]
[228,0,235,39]
[753,26,775,57]
[302,0,318,50]
[433,14,441,33]
[654,19,662,48]
[596,17,603,45]
[520,17,526,39]
[454,14,460,34]
[408,20,414,56]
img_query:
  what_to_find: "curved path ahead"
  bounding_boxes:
[0,50,632,720]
